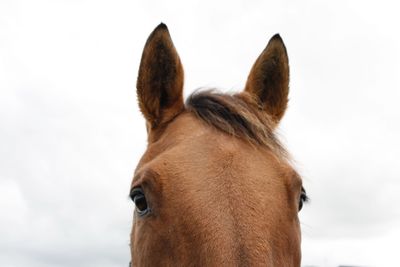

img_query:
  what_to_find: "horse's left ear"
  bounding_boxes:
[243,34,289,124]
[137,23,184,129]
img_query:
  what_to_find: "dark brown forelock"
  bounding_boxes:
[186,90,287,158]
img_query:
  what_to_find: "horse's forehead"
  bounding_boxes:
[137,112,292,185]
[144,113,247,164]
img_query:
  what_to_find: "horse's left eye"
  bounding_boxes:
[130,187,149,216]
[299,187,308,211]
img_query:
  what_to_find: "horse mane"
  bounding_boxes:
[186,90,287,157]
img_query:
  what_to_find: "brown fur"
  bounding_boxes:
[186,90,287,158]
[131,23,304,267]
[137,23,185,129]
[244,34,290,124]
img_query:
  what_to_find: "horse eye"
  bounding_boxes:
[299,187,308,211]
[130,188,149,216]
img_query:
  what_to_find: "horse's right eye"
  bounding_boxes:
[130,187,149,216]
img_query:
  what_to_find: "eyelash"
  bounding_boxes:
[300,187,309,202]
[299,187,309,211]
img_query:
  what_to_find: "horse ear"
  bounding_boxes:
[243,34,289,124]
[137,23,184,128]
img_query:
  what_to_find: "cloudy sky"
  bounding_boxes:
[1,0,399,266]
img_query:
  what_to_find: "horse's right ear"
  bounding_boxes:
[137,23,184,129]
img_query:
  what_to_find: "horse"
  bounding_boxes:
[129,23,307,266]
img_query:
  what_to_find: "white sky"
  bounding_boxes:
[1,0,399,266]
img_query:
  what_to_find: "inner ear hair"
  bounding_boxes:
[244,34,289,124]
[136,23,185,128]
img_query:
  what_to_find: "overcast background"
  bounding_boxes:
[1,0,399,266]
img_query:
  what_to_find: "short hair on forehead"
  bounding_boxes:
[185,90,288,159]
